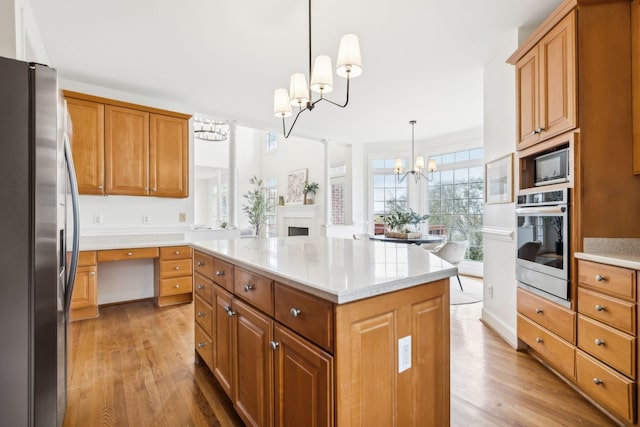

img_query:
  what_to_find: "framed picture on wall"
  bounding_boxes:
[485,153,513,204]
[286,168,307,204]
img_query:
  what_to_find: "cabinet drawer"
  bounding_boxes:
[577,287,636,335]
[159,258,192,278]
[275,283,334,353]
[212,257,234,292]
[234,267,274,315]
[160,245,192,260]
[78,251,97,266]
[194,272,213,304]
[194,251,214,280]
[518,314,575,379]
[159,275,192,297]
[578,260,636,301]
[576,350,635,424]
[517,288,576,343]
[195,295,213,337]
[577,314,636,379]
[97,247,159,262]
[195,323,213,371]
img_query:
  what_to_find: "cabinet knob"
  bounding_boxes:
[216,270,224,277]
[270,341,280,350]
[197,261,204,267]
[197,342,205,348]
[594,338,605,346]
[243,284,254,292]
[151,188,157,192]
[175,250,180,255]
[98,185,104,189]
[174,284,180,288]
[175,266,180,270]
[290,308,301,318]
[595,304,605,312]
[225,306,235,317]
[535,308,543,314]
[90,271,96,276]
[593,378,603,386]
[535,337,543,344]
[127,252,133,256]
[197,311,205,318]
[144,187,149,191]
[197,285,205,290]
[595,274,605,282]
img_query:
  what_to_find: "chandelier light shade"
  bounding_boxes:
[395,120,437,183]
[273,0,362,138]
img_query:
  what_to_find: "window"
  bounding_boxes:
[265,177,278,237]
[266,131,278,151]
[372,158,408,230]
[331,183,345,225]
[428,148,484,261]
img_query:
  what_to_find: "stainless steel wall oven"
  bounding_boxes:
[515,189,569,307]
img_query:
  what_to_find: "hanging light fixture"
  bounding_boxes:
[394,120,437,183]
[194,116,229,142]
[273,0,362,138]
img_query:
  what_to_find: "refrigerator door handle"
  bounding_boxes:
[63,132,80,312]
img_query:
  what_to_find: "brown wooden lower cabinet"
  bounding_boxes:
[70,251,98,321]
[193,250,450,427]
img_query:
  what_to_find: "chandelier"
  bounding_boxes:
[273,0,362,138]
[194,116,229,142]
[395,120,437,183]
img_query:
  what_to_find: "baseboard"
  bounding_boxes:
[480,308,518,349]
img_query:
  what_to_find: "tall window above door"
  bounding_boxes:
[372,158,408,232]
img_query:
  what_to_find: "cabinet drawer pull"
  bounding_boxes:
[595,304,605,312]
[197,342,205,348]
[175,266,180,270]
[535,308,543,314]
[174,284,180,288]
[594,338,605,346]
[595,274,605,282]
[270,341,280,350]
[216,270,224,277]
[535,337,543,344]
[243,284,254,292]
[225,306,235,317]
[175,250,180,255]
[197,284,205,290]
[197,311,205,318]
[197,261,204,267]
[127,252,133,256]
[290,308,301,318]
[593,378,603,385]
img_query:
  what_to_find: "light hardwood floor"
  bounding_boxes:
[65,282,618,426]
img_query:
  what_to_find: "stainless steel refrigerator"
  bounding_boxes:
[0,56,80,427]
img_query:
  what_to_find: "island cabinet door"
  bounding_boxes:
[335,279,450,427]
[273,324,334,427]
[232,297,274,427]
[212,285,234,399]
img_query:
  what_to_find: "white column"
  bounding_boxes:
[323,139,331,235]
[216,168,222,223]
[228,121,238,228]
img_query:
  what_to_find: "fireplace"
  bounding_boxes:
[288,226,309,236]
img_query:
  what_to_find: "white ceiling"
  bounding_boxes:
[30,0,562,144]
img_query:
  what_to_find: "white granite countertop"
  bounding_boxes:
[575,237,640,270]
[191,237,458,304]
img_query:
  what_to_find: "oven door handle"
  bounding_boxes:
[515,206,566,214]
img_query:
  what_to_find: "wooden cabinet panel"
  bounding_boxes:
[273,324,333,427]
[577,314,636,379]
[194,272,213,304]
[518,314,575,380]
[159,245,192,260]
[517,288,576,343]
[235,267,274,316]
[578,260,636,301]
[195,323,214,371]
[105,105,150,196]
[149,114,188,198]
[576,350,635,424]
[159,275,192,297]
[70,265,96,310]
[632,0,640,175]
[195,295,213,337]
[213,285,234,399]
[578,287,636,335]
[233,298,274,427]
[212,257,234,292]
[194,251,214,280]
[159,258,192,278]
[98,247,159,262]
[65,97,105,194]
[516,48,539,149]
[275,283,334,353]
[77,250,97,267]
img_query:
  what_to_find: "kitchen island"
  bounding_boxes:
[191,236,457,427]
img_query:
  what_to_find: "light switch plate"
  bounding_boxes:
[398,335,411,373]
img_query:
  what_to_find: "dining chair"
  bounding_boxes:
[428,240,469,291]
[353,233,370,240]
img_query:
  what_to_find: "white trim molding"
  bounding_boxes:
[481,226,514,242]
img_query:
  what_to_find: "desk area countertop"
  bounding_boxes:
[191,236,457,304]
[575,237,640,270]
[78,229,242,251]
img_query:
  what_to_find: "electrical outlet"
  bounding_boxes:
[398,336,411,373]
[143,215,151,224]
[488,285,494,298]
[179,212,186,222]
[94,214,103,225]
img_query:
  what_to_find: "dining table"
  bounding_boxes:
[369,234,445,245]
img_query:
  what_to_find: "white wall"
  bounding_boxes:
[235,125,265,230]
[481,30,519,348]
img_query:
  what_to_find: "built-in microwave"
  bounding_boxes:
[534,148,569,186]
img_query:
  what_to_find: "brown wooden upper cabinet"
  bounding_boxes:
[512,11,577,150]
[64,91,190,198]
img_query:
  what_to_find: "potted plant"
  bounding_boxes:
[242,176,267,237]
[302,181,319,205]
[383,205,429,235]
